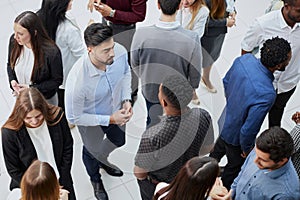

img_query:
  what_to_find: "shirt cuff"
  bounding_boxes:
[99,115,110,126]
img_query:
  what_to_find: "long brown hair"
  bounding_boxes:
[153,157,219,200]
[10,11,54,81]
[2,87,61,131]
[187,0,206,30]
[21,160,60,200]
[209,0,226,19]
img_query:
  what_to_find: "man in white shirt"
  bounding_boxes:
[241,0,300,127]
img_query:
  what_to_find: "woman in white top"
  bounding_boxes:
[177,0,209,38]
[37,0,85,110]
[2,88,75,200]
[177,0,209,105]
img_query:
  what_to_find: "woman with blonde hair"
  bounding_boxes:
[177,0,209,104]
[200,0,235,93]
[2,87,75,199]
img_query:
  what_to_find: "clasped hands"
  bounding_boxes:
[110,101,133,126]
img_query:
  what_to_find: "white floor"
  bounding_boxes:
[1,0,300,199]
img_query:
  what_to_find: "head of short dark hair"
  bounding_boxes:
[260,37,291,68]
[256,126,294,163]
[158,0,181,15]
[161,74,193,110]
[283,0,297,6]
[84,23,113,47]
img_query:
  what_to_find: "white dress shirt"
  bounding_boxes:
[241,10,300,93]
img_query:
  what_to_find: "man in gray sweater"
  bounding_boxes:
[131,0,202,128]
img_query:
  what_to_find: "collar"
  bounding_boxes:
[262,159,292,179]
[85,53,106,77]
[278,9,300,29]
[155,20,181,30]
[258,59,274,81]
[162,107,192,120]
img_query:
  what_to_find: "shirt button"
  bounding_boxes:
[254,176,256,178]
[243,192,246,194]
[249,184,251,186]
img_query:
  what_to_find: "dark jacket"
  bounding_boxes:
[1,109,75,199]
[7,35,63,99]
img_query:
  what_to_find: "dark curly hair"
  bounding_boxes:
[283,0,297,6]
[161,74,193,110]
[260,37,291,68]
[256,126,294,163]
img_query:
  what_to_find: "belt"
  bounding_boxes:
[107,21,135,28]
[147,176,159,185]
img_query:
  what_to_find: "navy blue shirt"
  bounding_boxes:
[220,54,276,153]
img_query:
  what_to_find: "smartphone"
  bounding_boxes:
[94,3,103,8]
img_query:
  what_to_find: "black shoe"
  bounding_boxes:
[100,161,123,177]
[91,181,108,200]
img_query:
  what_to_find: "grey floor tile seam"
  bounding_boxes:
[122,179,138,200]
[0,89,12,113]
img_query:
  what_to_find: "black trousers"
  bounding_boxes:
[137,178,156,200]
[57,88,65,111]
[209,137,245,190]
[268,87,296,127]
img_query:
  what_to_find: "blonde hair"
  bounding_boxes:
[187,0,206,30]
[20,160,60,200]
[2,87,61,130]
[209,0,226,19]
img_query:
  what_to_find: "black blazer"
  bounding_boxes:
[1,109,75,199]
[7,35,63,99]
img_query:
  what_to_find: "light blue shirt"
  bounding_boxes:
[65,43,131,126]
[231,150,300,200]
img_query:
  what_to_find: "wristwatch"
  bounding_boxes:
[122,99,132,105]
[109,9,116,17]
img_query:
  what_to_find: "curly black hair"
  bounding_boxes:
[161,74,193,110]
[283,0,297,6]
[256,126,294,163]
[260,37,291,68]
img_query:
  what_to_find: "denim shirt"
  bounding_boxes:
[231,150,300,200]
[219,54,276,153]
